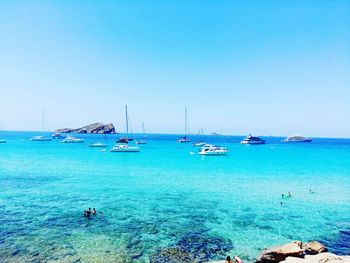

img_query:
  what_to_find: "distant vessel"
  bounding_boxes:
[30,110,52,141]
[0,125,6,143]
[240,134,265,145]
[52,133,64,139]
[30,136,52,142]
[111,105,140,152]
[283,135,312,143]
[89,142,107,147]
[136,122,147,145]
[199,145,228,155]
[62,135,84,143]
[178,107,191,143]
[193,141,206,147]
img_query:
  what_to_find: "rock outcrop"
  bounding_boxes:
[256,241,327,263]
[56,123,116,134]
[282,252,350,263]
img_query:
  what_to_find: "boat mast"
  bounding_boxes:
[185,106,188,136]
[42,110,45,132]
[142,121,145,135]
[125,105,129,137]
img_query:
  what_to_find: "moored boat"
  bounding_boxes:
[240,134,265,145]
[199,145,228,155]
[89,142,107,147]
[30,135,52,141]
[283,135,312,143]
[177,107,191,143]
[111,105,140,153]
[193,141,206,147]
[62,135,84,143]
[110,143,140,152]
[52,133,64,139]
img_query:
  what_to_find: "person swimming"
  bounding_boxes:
[288,192,292,197]
[92,208,96,215]
[234,256,243,263]
[226,256,233,263]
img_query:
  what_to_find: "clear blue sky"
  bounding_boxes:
[0,0,349,137]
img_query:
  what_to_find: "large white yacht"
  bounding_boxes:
[240,134,265,145]
[62,135,84,143]
[283,135,312,143]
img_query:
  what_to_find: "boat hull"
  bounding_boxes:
[240,140,265,145]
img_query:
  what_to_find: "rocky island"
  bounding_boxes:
[55,122,117,134]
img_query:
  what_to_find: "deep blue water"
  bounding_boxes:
[0,131,349,262]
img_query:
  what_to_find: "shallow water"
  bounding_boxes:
[0,132,349,262]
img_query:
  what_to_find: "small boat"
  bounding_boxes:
[52,133,64,139]
[199,146,228,155]
[117,136,133,143]
[110,143,140,152]
[177,107,191,143]
[283,135,312,143]
[240,134,265,145]
[62,135,84,143]
[193,141,206,147]
[30,135,52,141]
[178,136,191,143]
[0,139,6,143]
[89,142,107,147]
[135,140,147,145]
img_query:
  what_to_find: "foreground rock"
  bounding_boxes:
[56,122,116,134]
[256,241,327,263]
[282,252,350,262]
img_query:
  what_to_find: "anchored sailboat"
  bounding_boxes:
[30,110,52,141]
[177,107,191,143]
[111,105,140,152]
[136,122,147,144]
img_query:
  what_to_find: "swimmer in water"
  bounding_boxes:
[234,256,243,263]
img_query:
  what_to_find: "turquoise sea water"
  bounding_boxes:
[0,131,350,262]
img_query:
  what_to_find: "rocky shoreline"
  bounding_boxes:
[207,241,350,263]
[55,122,116,134]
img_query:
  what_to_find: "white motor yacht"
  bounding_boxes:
[62,135,84,143]
[283,135,312,143]
[240,134,265,144]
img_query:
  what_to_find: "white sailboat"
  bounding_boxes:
[30,110,52,141]
[111,105,140,152]
[177,107,191,143]
[136,122,147,144]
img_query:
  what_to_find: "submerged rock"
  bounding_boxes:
[150,232,233,263]
[56,122,116,134]
[150,247,195,263]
